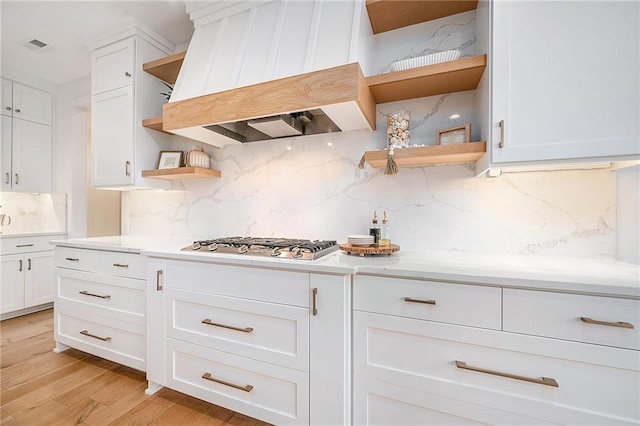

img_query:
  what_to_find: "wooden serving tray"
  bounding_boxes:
[339,243,400,256]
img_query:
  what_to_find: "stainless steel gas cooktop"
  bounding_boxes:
[182,237,338,260]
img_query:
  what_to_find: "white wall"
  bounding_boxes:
[55,76,91,238]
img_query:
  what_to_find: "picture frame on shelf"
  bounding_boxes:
[157,151,183,169]
[436,123,471,145]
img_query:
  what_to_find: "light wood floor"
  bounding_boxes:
[0,309,271,425]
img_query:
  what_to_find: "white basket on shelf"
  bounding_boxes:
[390,49,461,72]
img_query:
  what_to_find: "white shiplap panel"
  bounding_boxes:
[207,10,253,94]
[271,1,315,80]
[236,1,282,88]
[172,22,221,101]
[313,1,355,71]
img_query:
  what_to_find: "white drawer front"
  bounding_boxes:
[1,235,57,254]
[165,260,309,307]
[504,289,640,350]
[55,247,97,271]
[354,376,551,426]
[354,312,640,424]
[55,305,145,371]
[56,269,145,320]
[354,275,501,330]
[95,251,146,279]
[166,338,309,426]
[166,288,309,371]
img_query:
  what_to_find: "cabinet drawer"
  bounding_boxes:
[165,260,309,307]
[55,304,145,371]
[55,247,97,271]
[354,275,501,330]
[2,235,59,255]
[56,269,145,321]
[354,312,640,424]
[354,376,551,425]
[166,338,309,426]
[95,251,146,279]
[503,289,640,350]
[166,288,309,371]
[56,247,145,279]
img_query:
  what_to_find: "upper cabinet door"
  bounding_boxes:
[11,82,53,125]
[92,38,135,95]
[1,79,52,125]
[1,78,12,118]
[11,119,53,193]
[1,115,12,191]
[491,1,639,164]
[91,86,135,187]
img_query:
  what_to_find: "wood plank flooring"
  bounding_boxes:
[0,309,272,425]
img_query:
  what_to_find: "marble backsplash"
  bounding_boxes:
[0,192,67,235]
[125,9,616,258]
[126,115,616,258]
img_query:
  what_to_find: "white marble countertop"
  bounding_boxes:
[1,231,67,239]
[51,235,194,253]
[51,236,640,298]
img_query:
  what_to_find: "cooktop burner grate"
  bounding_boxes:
[182,237,338,260]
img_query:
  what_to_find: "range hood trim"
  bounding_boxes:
[162,62,376,146]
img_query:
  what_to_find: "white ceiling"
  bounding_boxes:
[0,0,196,87]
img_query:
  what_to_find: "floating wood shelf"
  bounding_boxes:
[142,51,186,84]
[142,167,221,181]
[141,116,171,134]
[366,0,478,34]
[367,55,486,104]
[364,142,486,168]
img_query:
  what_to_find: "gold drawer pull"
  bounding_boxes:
[456,361,558,387]
[404,297,436,306]
[201,372,253,392]
[79,290,111,300]
[312,287,318,316]
[580,317,634,329]
[112,263,129,268]
[202,318,253,333]
[80,330,111,342]
[65,257,80,262]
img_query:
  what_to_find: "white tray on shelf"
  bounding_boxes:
[390,50,461,72]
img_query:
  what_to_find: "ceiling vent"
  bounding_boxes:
[20,38,52,52]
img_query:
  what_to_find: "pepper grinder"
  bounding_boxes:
[369,211,380,244]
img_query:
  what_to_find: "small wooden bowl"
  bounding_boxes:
[339,243,400,256]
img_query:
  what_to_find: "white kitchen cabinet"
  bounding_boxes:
[1,78,52,125]
[354,376,547,425]
[146,258,352,425]
[91,87,134,186]
[91,38,134,95]
[54,246,146,371]
[90,31,174,189]
[1,254,24,314]
[352,275,640,425]
[487,1,639,167]
[0,234,60,319]
[1,116,53,192]
[0,78,53,193]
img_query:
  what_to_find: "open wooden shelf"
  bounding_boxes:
[367,55,486,104]
[142,166,221,181]
[142,51,186,84]
[364,141,486,168]
[366,0,478,34]
[141,116,171,134]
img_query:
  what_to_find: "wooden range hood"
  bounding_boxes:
[162,63,376,148]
